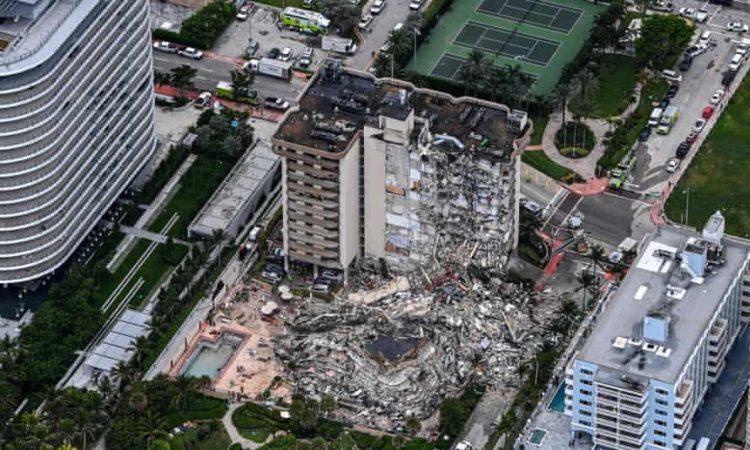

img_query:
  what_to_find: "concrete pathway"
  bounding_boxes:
[540,83,644,181]
[223,402,264,450]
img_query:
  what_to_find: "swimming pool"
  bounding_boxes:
[528,429,547,446]
[549,382,567,413]
[181,333,242,379]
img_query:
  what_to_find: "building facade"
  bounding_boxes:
[272,61,524,277]
[0,0,157,284]
[566,213,750,450]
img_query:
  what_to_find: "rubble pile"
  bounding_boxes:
[275,274,559,431]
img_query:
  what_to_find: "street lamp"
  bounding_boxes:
[413,27,420,71]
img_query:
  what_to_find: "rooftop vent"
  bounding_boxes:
[702,210,725,246]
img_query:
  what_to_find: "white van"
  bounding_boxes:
[729,53,744,71]
[248,225,262,242]
[660,69,682,83]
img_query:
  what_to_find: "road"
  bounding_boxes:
[153,52,306,104]
[348,0,414,70]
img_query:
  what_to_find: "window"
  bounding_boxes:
[581,368,594,376]
[656,399,668,406]
[655,388,669,396]
[581,379,593,386]
[655,419,667,426]
[579,420,591,427]
[654,429,666,437]
[655,440,665,446]
[580,410,592,417]
[655,409,667,416]
[580,389,592,396]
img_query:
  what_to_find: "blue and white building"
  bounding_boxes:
[567,212,750,450]
[0,0,157,284]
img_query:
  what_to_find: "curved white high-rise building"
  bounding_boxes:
[0,0,157,284]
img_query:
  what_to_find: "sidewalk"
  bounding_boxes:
[222,403,265,450]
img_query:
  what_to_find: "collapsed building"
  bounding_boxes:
[273,270,561,432]
[272,60,528,278]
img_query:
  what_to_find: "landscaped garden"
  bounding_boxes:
[577,56,638,119]
[522,151,583,185]
[665,74,750,237]
[555,122,595,158]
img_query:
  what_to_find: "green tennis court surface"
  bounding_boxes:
[411,0,605,96]
[477,0,582,33]
[454,21,559,66]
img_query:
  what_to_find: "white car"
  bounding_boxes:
[455,441,473,450]
[660,69,682,83]
[729,53,744,71]
[666,158,681,173]
[727,21,749,32]
[236,5,250,20]
[678,7,695,18]
[692,119,707,133]
[409,0,421,10]
[358,14,373,30]
[153,40,178,54]
[195,92,212,108]
[710,89,725,104]
[370,0,386,14]
[279,47,293,61]
[178,47,203,60]
[694,10,708,23]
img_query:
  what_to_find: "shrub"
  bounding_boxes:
[154,1,236,50]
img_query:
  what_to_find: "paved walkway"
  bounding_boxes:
[541,84,643,181]
[223,403,263,450]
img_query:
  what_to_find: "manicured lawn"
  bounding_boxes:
[665,76,750,237]
[529,115,548,146]
[165,394,229,429]
[232,402,287,443]
[588,56,638,118]
[169,423,231,450]
[555,122,595,154]
[149,156,233,239]
[522,151,582,184]
[94,238,189,310]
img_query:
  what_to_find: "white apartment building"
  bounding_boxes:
[0,0,158,284]
[272,61,524,278]
[567,213,750,450]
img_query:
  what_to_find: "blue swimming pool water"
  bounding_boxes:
[549,382,566,413]
[182,340,236,379]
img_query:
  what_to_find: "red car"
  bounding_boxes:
[685,132,698,144]
[702,106,715,119]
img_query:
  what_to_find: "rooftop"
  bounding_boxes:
[0,0,97,74]
[578,223,749,384]
[188,139,280,238]
[273,61,516,156]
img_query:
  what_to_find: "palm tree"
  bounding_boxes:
[172,375,195,413]
[74,408,97,450]
[550,83,573,144]
[457,49,487,96]
[229,69,254,101]
[137,411,167,447]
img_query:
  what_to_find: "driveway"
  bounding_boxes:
[348,0,414,70]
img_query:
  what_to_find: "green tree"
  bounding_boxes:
[320,394,336,418]
[406,416,422,435]
[172,375,195,413]
[636,14,694,70]
[290,395,320,437]
[438,398,467,437]
[316,0,361,34]
[170,65,197,97]
[229,69,254,101]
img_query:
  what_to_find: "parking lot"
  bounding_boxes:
[625,15,745,198]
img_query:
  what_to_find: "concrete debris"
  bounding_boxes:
[275,267,561,433]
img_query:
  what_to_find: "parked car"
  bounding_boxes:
[264,97,290,110]
[520,198,542,215]
[153,41,178,54]
[639,126,652,142]
[261,270,282,283]
[727,21,749,32]
[409,0,421,10]
[236,5,250,20]
[695,9,708,23]
[692,118,707,133]
[678,7,695,17]
[676,142,690,158]
[195,92,212,108]
[358,13,373,30]
[679,56,692,71]
[651,0,673,11]
[661,69,682,83]
[245,39,259,57]
[302,46,314,59]
[320,270,342,283]
[685,131,698,143]
[698,30,712,45]
[267,47,281,59]
[729,52,744,71]
[666,158,681,173]
[702,106,715,119]
[665,85,679,99]
[685,43,708,58]
[710,89,725,104]
[279,47,293,61]
[312,280,333,293]
[370,0,386,14]
[659,97,671,109]
[178,47,203,60]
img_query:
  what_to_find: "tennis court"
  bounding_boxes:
[409,0,605,96]
[454,21,559,66]
[477,0,583,33]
